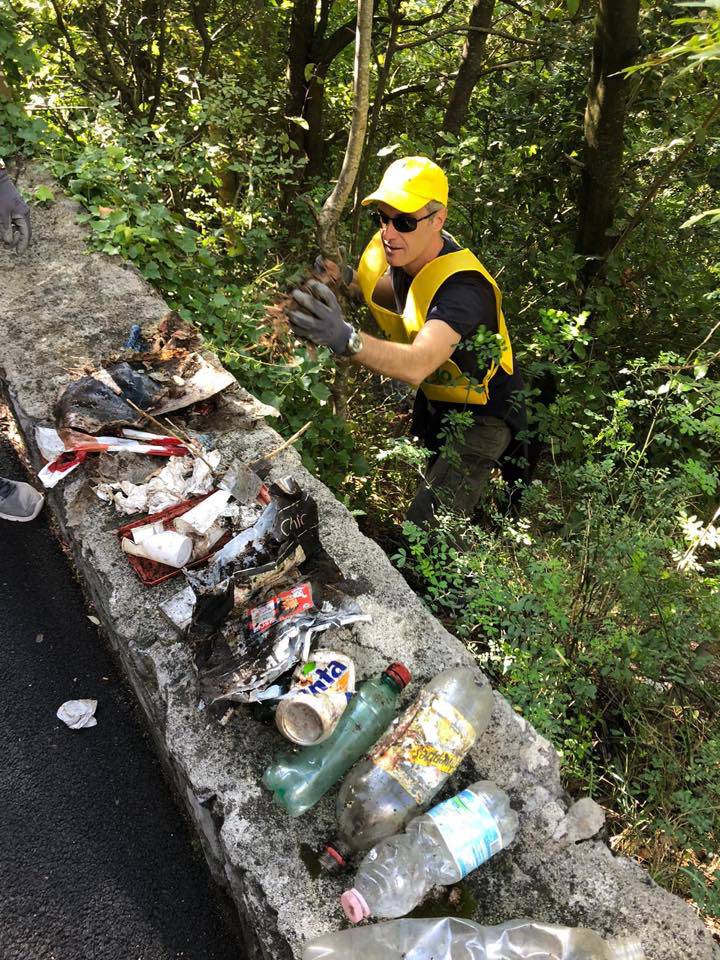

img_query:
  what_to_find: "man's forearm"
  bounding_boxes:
[350,332,428,385]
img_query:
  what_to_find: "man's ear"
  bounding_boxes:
[432,207,448,232]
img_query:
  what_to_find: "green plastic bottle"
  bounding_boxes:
[263,662,411,817]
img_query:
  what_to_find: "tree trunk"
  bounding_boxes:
[442,0,496,135]
[576,0,640,261]
[318,0,374,418]
[304,65,329,178]
[285,0,316,158]
[283,3,357,201]
[350,15,401,247]
[318,0,373,258]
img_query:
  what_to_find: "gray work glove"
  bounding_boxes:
[288,279,353,355]
[0,170,31,253]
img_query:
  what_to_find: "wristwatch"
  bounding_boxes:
[345,328,364,356]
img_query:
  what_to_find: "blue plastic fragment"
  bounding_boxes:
[123,323,144,350]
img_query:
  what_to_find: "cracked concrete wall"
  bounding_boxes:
[1,165,717,960]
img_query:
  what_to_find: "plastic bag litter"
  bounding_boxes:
[36,426,190,489]
[37,451,91,489]
[218,460,263,504]
[57,699,98,729]
[95,450,221,514]
[104,361,169,408]
[55,376,142,435]
[36,425,67,462]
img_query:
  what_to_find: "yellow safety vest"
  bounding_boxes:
[357,231,514,405]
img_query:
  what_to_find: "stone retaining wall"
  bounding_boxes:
[1,165,717,960]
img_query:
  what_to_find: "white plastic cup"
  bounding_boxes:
[121,530,193,568]
[174,490,231,536]
[130,520,166,544]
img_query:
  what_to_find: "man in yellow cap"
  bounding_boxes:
[288,156,526,526]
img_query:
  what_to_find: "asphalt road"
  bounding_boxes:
[0,428,244,960]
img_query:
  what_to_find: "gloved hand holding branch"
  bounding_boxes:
[287,280,355,356]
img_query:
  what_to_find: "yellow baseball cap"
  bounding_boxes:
[361,156,448,212]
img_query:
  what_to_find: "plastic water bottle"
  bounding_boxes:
[263,663,411,816]
[302,917,645,960]
[336,667,493,851]
[341,780,517,921]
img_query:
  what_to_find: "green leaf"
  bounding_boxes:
[142,260,161,279]
[287,115,309,131]
[304,62,316,82]
[377,143,400,157]
[33,184,55,204]
[566,0,580,13]
[173,230,197,253]
[309,381,331,403]
[681,208,720,229]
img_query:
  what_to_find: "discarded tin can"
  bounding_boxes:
[276,651,355,746]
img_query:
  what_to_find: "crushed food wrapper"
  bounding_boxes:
[57,699,98,729]
[195,598,370,707]
[95,450,221,514]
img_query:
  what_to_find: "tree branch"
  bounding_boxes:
[381,57,530,105]
[381,75,451,106]
[603,97,720,267]
[316,0,333,45]
[396,23,540,50]
[189,0,215,76]
[498,0,554,23]
[317,16,357,64]
[318,0,374,259]
[397,0,457,28]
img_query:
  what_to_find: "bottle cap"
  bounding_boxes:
[384,662,411,689]
[319,843,349,873]
[608,938,645,960]
[340,888,371,923]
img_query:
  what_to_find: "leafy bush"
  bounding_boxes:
[392,339,720,911]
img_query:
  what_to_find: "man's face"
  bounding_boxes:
[377,201,445,271]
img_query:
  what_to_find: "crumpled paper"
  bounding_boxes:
[57,699,98,729]
[95,450,221,514]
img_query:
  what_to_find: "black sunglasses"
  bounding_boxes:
[371,209,435,233]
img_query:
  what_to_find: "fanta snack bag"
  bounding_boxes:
[275,650,355,745]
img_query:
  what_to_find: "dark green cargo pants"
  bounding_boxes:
[406,414,511,527]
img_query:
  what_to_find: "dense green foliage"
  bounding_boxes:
[2,0,719,920]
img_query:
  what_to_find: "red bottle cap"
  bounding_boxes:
[384,662,411,689]
[321,844,347,870]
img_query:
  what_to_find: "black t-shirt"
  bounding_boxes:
[390,235,526,439]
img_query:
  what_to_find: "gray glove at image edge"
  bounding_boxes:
[0,170,32,253]
[288,279,353,355]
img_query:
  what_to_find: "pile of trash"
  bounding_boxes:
[33,314,645,960]
[35,312,235,488]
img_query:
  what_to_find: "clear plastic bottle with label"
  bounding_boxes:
[302,918,645,960]
[263,663,411,817]
[336,667,493,851]
[341,780,517,922]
